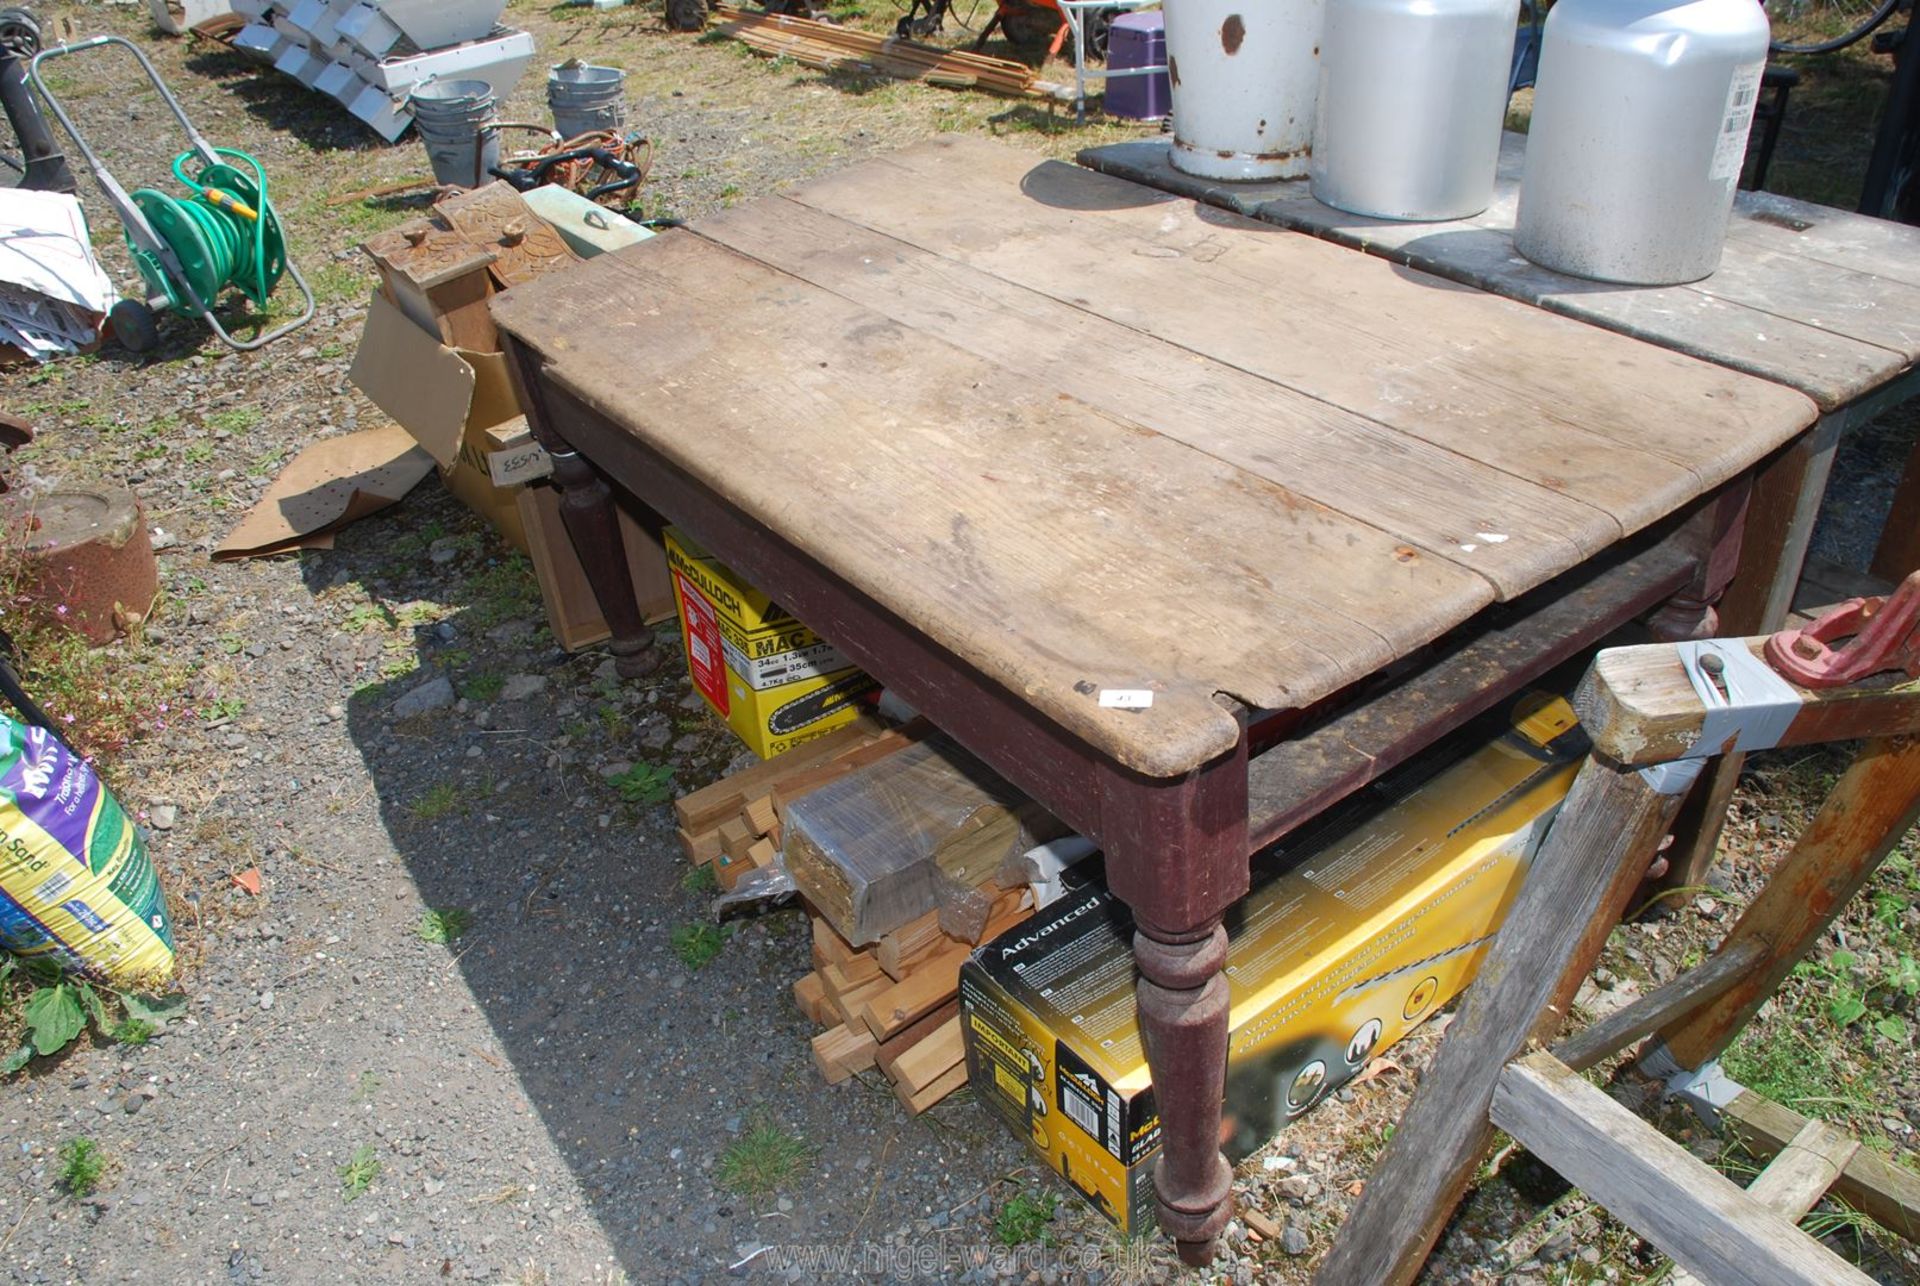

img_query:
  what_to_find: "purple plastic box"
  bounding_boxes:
[1105,11,1170,121]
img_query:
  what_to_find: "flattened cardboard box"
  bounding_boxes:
[351,289,674,649]
[664,526,876,760]
[960,698,1586,1235]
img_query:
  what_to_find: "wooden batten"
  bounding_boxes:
[792,972,833,1026]
[895,1061,968,1115]
[889,1015,964,1094]
[811,1022,878,1084]
[875,999,962,1077]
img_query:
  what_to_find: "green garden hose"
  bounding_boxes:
[127,146,289,319]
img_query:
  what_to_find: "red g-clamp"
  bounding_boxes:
[1765,570,1920,688]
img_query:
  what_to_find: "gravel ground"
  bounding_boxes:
[0,3,1914,1284]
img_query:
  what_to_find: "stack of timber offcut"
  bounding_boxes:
[709,3,1051,100]
[786,733,1058,1111]
[798,886,1033,1113]
[674,718,1054,1113]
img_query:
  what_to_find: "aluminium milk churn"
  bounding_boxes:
[1514,0,1770,285]
[1310,0,1519,220]
[1164,0,1326,181]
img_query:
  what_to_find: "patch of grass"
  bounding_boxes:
[715,1115,810,1199]
[205,408,261,434]
[209,696,246,720]
[409,783,461,822]
[341,602,396,634]
[465,554,543,629]
[460,672,506,702]
[308,261,371,306]
[59,1137,106,1197]
[339,1143,380,1202]
[596,702,630,741]
[417,908,473,945]
[670,921,727,969]
[110,1018,155,1046]
[351,1070,381,1103]
[681,864,718,894]
[994,1188,1059,1246]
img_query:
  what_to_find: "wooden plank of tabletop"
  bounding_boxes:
[492,230,1497,777]
[695,195,1619,599]
[791,138,1816,536]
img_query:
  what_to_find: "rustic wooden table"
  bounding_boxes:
[489,136,1815,1264]
[1082,132,1920,892]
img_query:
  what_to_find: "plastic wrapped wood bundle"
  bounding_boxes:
[781,733,1063,946]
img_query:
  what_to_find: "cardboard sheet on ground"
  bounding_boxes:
[214,424,434,560]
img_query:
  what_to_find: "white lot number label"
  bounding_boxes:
[1098,689,1154,710]
[1710,61,1765,183]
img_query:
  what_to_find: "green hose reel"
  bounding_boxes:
[130,150,288,320]
[28,35,314,353]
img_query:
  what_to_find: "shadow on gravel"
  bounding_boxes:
[184,48,374,154]
[300,492,1031,1281]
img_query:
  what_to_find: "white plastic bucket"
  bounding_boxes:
[1164,0,1325,181]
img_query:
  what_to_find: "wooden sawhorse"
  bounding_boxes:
[1321,623,1920,1285]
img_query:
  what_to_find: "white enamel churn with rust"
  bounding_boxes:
[1164,0,1326,181]
[1310,0,1519,220]
[1515,0,1771,284]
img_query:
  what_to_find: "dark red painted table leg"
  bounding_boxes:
[1101,737,1250,1266]
[500,337,660,678]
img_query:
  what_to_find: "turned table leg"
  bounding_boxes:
[1100,735,1249,1266]
[1135,917,1234,1261]
[500,336,660,678]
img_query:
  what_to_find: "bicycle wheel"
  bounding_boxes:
[1767,0,1900,54]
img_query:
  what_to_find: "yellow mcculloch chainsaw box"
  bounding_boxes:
[664,527,876,759]
[959,696,1586,1234]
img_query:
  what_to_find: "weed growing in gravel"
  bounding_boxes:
[339,1144,380,1202]
[715,1115,810,1199]
[460,673,506,702]
[417,908,473,945]
[993,1188,1058,1246]
[465,555,544,629]
[59,1138,106,1197]
[112,1017,155,1045]
[410,783,461,822]
[611,762,674,806]
[340,603,397,634]
[205,408,261,434]
[671,922,727,969]
[681,865,718,895]
[1,958,186,1075]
